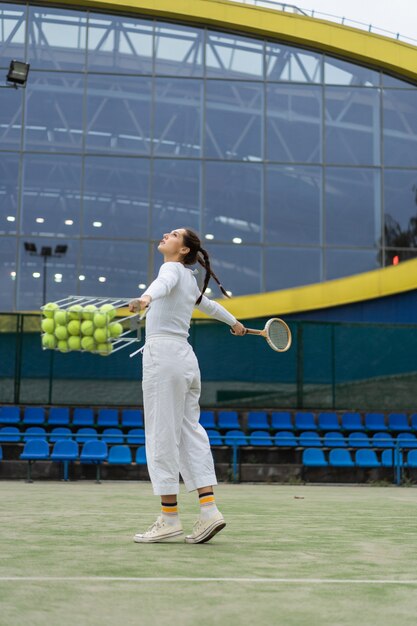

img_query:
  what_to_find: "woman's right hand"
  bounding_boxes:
[231,321,246,336]
[128,295,151,313]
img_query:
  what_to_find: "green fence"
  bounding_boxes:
[1,313,417,410]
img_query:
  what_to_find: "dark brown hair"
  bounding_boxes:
[181,229,230,305]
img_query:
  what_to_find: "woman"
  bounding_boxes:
[129,228,245,544]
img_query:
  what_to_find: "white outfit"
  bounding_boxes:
[141,262,237,496]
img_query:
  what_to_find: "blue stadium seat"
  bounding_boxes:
[49,427,72,443]
[217,411,240,430]
[397,433,417,449]
[348,432,370,448]
[323,432,346,448]
[0,445,2,460]
[80,440,108,481]
[247,412,269,431]
[294,412,316,431]
[271,412,293,431]
[371,432,394,448]
[302,448,327,466]
[365,413,387,432]
[23,427,47,442]
[23,407,45,425]
[102,428,124,444]
[274,431,297,447]
[388,413,411,432]
[225,430,248,446]
[206,430,223,446]
[121,409,144,428]
[341,412,364,432]
[411,414,417,432]
[199,411,216,429]
[126,428,145,445]
[20,439,49,460]
[135,446,147,465]
[299,431,322,447]
[0,426,20,442]
[108,445,132,464]
[318,412,340,432]
[51,440,78,461]
[75,428,98,443]
[406,450,417,468]
[249,431,273,446]
[355,449,380,467]
[97,409,119,427]
[329,449,354,467]
[73,408,94,427]
[381,449,404,467]
[48,407,70,426]
[0,406,20,424]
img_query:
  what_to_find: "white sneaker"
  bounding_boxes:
[134,516,184,543]
[185,511,226,544]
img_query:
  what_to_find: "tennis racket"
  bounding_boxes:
[230,318,292,353]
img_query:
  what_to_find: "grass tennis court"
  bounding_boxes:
[1,482,417,626]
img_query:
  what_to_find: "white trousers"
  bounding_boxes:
[142,334,218,496]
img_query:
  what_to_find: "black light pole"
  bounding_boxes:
[24,243,68,304]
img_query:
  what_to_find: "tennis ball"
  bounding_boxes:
[80,320,94,336]
[54,309,67,325]
[67,320,81,336]
[109,322,123,338]
[81,336,96,351]
[43,302,59,318]
[68,304,83,320]
[57,340,69,353]
[100,304,115,320]
[68,336,81,351]
[42,333,56,349]
[82,304,98,320]
[97,342,113,356]
[55,325,68,341]
[94,327,108,343]
[93,312,107,328]
[41,318,55,334]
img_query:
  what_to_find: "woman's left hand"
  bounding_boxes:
[231,321,246,336]
[128,296,151,313]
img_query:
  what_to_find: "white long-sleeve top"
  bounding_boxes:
[142,261,237,339]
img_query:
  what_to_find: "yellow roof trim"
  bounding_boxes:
[48,0,417,81]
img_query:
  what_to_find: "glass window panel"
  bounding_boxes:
[266,165,321,245]
[87,13,152,74]
[325,87,380,165]
[27,6,87,71]
[266,84,322,163]
[79,239,148,298]
[0,237,16,311]
[382,74,416,89]
[0,154,19,235]
[384,169,417,248]
[151,159,200,238]
[324,56,380,86]
[86,75,151,155]
[265,247,321,290]
[206,31,264,79]
[21,154,82,238]
[0,3,26,67]
[205,244,261,296]
[383,90,417,167]
[155,22,203,77]
[204,162,262,243]
[17,237,80,310]
[153,78,202,158]
[325,168,381,247]
[83,157,150,239]
[0,83,23,148]
[24,72,84,152]
[266,43,322,83]
[326,248,380,280]
[205,81,263,160]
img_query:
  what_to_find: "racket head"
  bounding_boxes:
[265,318,292,352]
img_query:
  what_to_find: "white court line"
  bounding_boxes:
[1,577,417,585]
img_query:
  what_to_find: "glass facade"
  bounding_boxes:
[0,2,417,310]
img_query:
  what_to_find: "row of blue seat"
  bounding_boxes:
[0,407,144,427]
[0,427,145,444]
[303,448,417,468]
[12,440,147,465]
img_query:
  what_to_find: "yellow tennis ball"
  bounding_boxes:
[67,320,81,336]
[81,336,96,351]
[57,340,69,353]
[54,310,67,325]
[94,328,107,343]
[93,312,107,328]
[68,304,83,320]
[68,336,81,350]
[42,333,56,349]
[80,320,94,336]
[55,325,68,341]
[82,304,98,320]
[109,322,123,338]
[41,318,55,334]
[43,302,59,318]
[97,343,113,356]
[100,304,115,320]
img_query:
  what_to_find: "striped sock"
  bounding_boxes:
[199,491,219,520]
[161,501,179,526]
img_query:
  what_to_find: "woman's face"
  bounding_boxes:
[158,228,189,260]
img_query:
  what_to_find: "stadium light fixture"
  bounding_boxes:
[6,60,30,87]
[24,241,68,302]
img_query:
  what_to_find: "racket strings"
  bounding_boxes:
[267,320,290,351]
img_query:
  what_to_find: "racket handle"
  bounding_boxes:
[230,327,264,337]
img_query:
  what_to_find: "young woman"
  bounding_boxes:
[129,228,245,544]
